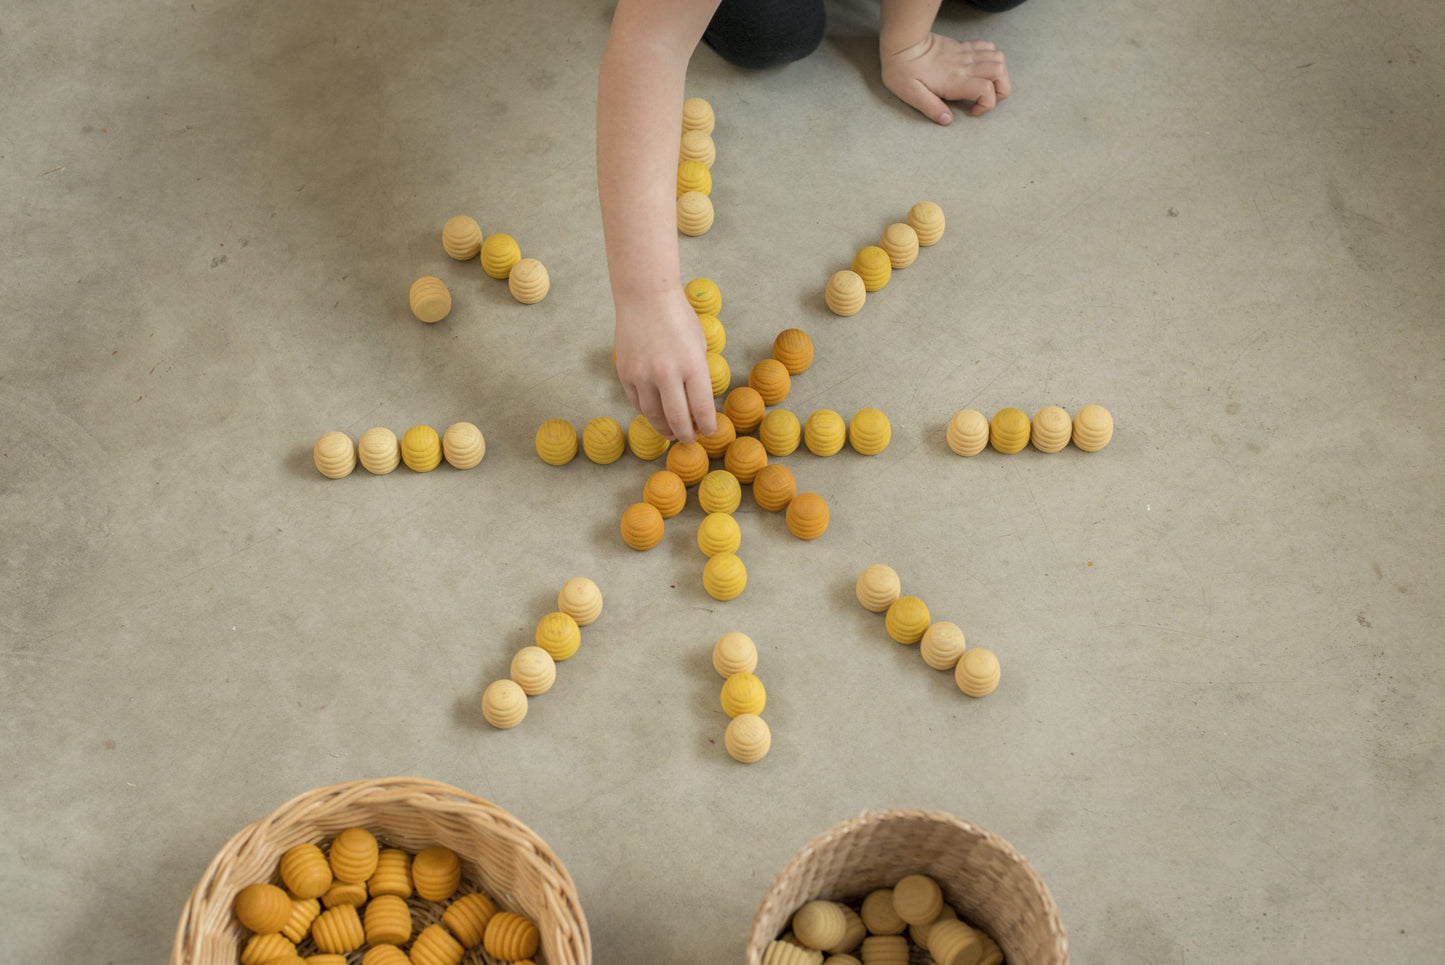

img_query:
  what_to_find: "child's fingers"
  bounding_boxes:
[659,380,698,444]
[993,62,1011,99]
[969,80,998,115]
[897,78,954,126]
[685,376,718,438]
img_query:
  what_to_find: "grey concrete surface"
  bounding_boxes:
[2,0,1442,961]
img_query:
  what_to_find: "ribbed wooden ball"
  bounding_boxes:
[879,222,919,268]
[313,431,356,479]
[859,889,906,935]
[699,469,742,514]
[482,679,528,729]
[927,919,985,965]
[409,276,451,323]
[280,843,332,899]
[698,413,736,459]
[411,922,464,965]
[785,492,829,540]
[1030,405,1072,453]
[279,897,319,941]
[749,358,792,405]
[759,409,801,456]
[920,621,967,670]
[723,436,767,484]
[909,904,957,950]
[558,576,603,626]
[720,671,766,716]
[1073,403,1114,451]
[442,215,482,260]
[510,645,557,696]
[703,552,748,601]
[804,409,846,456]
[311,904,365,954]
[848,408,891,455]
[752,464,796,512]
[989,407,1031,454]
[685,277,722,316]
[825,270,865,316]
[362,893,412,945]
[698,312,726,353]
[480,233,521,279]
[367,849,411,898]
[725,713,771,763]
[855,564,901,613]
[712,631,758,677]
[892,874,944,925]
[411,846,461,901]
[707,351,732,397]
[508,257,549,304]
[681,96,716,133]
[442,421,485,469]
[851,246,892,292]
[582,416,625,465]
[885,596,930,644]
[771,327,814,374]
[859,934,909,965]
[792,900,848,950]
[762,941,823,965]
[483,911,540,961]
[306,953,347,965]
[535,611,581,661]
[442,892,498,947]
[723,386,765,434]
[400,424,441,472]
[678,190,715,236]
[357,426,400,474]
[643,469,687,518]
[907,201,946,245]
[360,945,409,965]
[824,956,863,965]
[665,441,709,486]
[234,883,291,934]
[628,414,670,461]
[241,933,296,965]
[697,512,742,557]
[956,647,1001,697]
[321,880,367,907]
[946,409,989,457]
[535,418,578,466]
[327,827,378,883]
[832,907,867,954]
[621,501,665,551]
[679,128,716,166]
[677,160,713,197]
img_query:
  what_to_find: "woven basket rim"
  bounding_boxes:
[171,776,591,965]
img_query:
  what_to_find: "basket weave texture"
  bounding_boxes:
[172,777,590,965]
[746,809,1067,965]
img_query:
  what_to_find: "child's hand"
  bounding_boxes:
[881,36,1010,125]
[614,292,718,444]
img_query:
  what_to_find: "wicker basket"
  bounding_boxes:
[172,777,591,965]
[746,809,1067,965]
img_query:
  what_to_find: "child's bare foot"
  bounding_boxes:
[881,36,1010,125]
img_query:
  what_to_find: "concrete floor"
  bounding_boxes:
[3,0,1442,961]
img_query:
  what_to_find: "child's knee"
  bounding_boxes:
[703,0,825,70]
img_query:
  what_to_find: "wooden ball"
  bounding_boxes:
[725,713,771,763]
[832,907,867,954]
[792,901,848,950]
[697,412,737,459]
[855,564,900,613]
[409,276,451,323]
[1030,405,1071,453]
[411,922,464,965]
[583,416,626,465]
[412,845,461,901]
[1072,403,1114,451]
[723,436,767,484]
[360,945,409,965]
[320,880,367,907]
[313,431,356,479]
[508,257,550,304]
[859,934,909,965]
[879,222,919,268]
[824,270,865,316]
[927,919,985,965]
[909,903,957,950]
[557,576,603,626]
[892,874,944,925]
[442,421,485,469]
[785,492,829,540]
[234,883,291,934]
[851,246,892,292]
[510,646,557,696]
[311,904,365,954]
[720,671,765,716]
[723,386,765,434]
[442,892,498,947]
[482,679,528,728]
[363,893,412,946]
[681,96,716,134]
[677,159,714,196]
[685,276,722,316]
[627,414,670,461]
[241,933,296,965]
[279,899,320,944]
[758,409,801,457]
[678,190,715,235]
[946,410,989,457]
[480,233,521,279]
[703,552,748,601]
[907,201,945,245]
[442,215,482,260]
[620,501,665,551]
[989,407,1031,454]
[848,408,891,455]
[803,410,846,456]
[707,351,732,397]
[367,849,412,898]
[762,941,822,965]
[401,424,442,472]
[697,512,742,557]
[699,469,742,514]
[712,631,757,677]
[771,328,814,375]
[920,621,966,670]
[643,469,688,518]
[885,596,930,644]
[752,464,796,512]
[535,418,578,465]
[956,647,1001,697]
[483,911,540,961]
[749,358,791,405]
[698,312,726,353]
[859,889,906,935]
[535,611,581,661]
[665,441,709,486]
[279,843,332,899]
[679,128,716,167]
[357,426,400,474]
[328,827,379,883]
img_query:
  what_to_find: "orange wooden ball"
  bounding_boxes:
[723,387,766,434]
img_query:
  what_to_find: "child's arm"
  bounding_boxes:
[598,0,722,443]
[878,0,1011,125]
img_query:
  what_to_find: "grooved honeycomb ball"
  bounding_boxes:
[582,416,626,465]
[483,911,540,962]
[697,512,742,557]
[725,713,772,763]
[758,409,801,457]
[989,407,1031,454]
[412,846,461,901]
[851,246,892,292]
[859,889,906,935]
[712,631,758,677]
[855,564,901,613]
[920,621,967,670]
[832,907,867,954]
[557,577,603,626]
[703,552,748,601]
[723,436,767,484]
[313,431,356,479]
[535,418,578,466]
[665,441,709,487]
[482,679,528,728]
[946,409,989,457]
[678,190,715,235]
[771,328,814,375]
[909,903,957,949]
[410,922,464,965]
[508,257,550,304]
[885,596,930,644]
[628,414,671,461]
[357,426,400,474]
[762,941,823,965]
[699,469,742,514]
[679,129,716,167]
[480,233,521,279]
[859,934,909,965]
[620,501,665,550]
[752,464,796,512]
[409,276,451,323]
[234,883,291,934]
[892,874,944,925]
[749,358,791,406]
[825,270,866,316]
[368,849,412,898]
[241,933,296,965]
[681,96,716,134]
[535,611,581,661]
[848,408,891,455]
[327,827,379,884]
[804,410,846,456]
[401,425,442,472]
[677,159,712,196]
[879,222,919,268]
[442,891,498,947]
[279,844,332,900]
[785,492,829,540]
[698,413,737,460]
[1072,403,1114,451]
[442,421,485,469]
[361,945,409,965]
[956,647,1001,697]
[707,351,731,397]
[1030,405,1072,453]
[907,201,946,246]
[321,881,367,907]
[927,919,985,965]
[311,904,365,954]
[685,277,721,316]
[720,671,766,716]
[698,313,726,353]
[723,387,765,434]
[792,901,848,951]
[363,893,412,946]
[510,646,557,696]
[442,215,482,260]
[643,469,687,518]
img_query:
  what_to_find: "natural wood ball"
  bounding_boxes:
[879,222,919,268]
[946,409,989,457]
[357,426,400,474]
[824,270,865,316]
[725,713,771,763]
[482,679,528,729]
[907,201,946,246]
[508,257,550,304]
[409,276,451,323]
[1072,403,1114,451]
[855,564,901,613]
[442,421,485,469]
[313,431,356,479]
[712,631,758,677]
[442,215,482,260]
